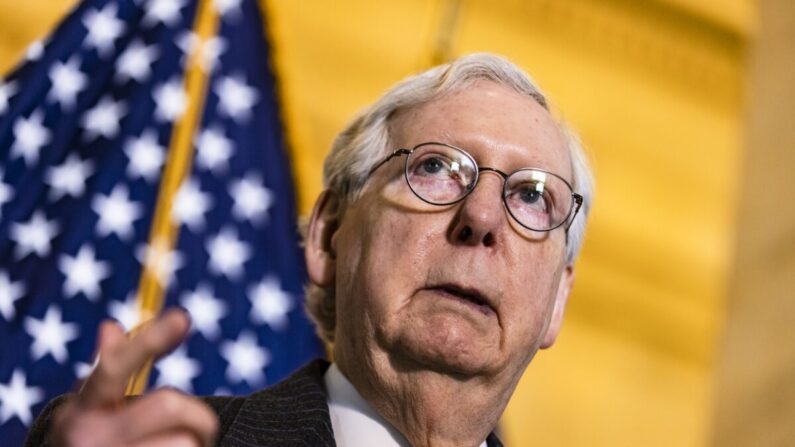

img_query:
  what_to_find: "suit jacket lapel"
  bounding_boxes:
[207,358,505,447]
[209,359,335,446]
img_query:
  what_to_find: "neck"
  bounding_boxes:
[336,350,516,447]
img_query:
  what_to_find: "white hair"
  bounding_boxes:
[307,53,594,343]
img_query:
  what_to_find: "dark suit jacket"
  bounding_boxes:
[27,359,504,446]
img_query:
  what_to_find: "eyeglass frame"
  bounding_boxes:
[366,141,584,233]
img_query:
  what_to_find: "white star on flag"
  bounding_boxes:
[143,0,187,28]
[74,356,99,380]
[180,282,227,340]
[11,110,51,167]
[81,96,127,141]
[206,226,251,280]
[124,129,165,182]
[48,56,87,110]
[230,173,273,225]
[220,331,270,386]
[24,306,79,364]
[59,245,110,301]
[195,125,233,174]
[92,184,143,241]
[0,171,13,214]
[0,3,327,442]
[136,238,184,288]
[0,270,25,321]
[153,78,188,122]
[195,36,227,72]
[172,178,212,232]
[176,31,198,57]
[155,346,201,392]
[0,369,44,426]
[213,387,232,396]
[115,39,159,83]
[10,211,59,260]
[176,32,227,72]
[107,293,141,332]
[214,74,258,123]
[249,276,293,331]
[82,3,125,58]
[0,81,18,114]
[45,154,94,201]
[25,40,44,62]
[213,0,243,19]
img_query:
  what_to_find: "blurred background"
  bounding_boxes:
[1,0,793,445]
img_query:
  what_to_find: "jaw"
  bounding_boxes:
[380,293,504,377]
[334,308,533,447]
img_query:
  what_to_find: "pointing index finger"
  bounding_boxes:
[79,309,190,408]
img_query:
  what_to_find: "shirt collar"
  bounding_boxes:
[324,362,487,447]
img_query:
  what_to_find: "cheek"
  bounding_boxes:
[507,245,566,348]
[334,207,438,326]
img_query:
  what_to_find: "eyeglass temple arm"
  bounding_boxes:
[368,149,412,176]
[564,193,584,233]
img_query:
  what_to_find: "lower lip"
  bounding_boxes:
[431,288,494,316]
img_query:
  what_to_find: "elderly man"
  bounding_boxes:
[27,53,592,447]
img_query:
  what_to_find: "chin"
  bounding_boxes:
[387,318,501,376]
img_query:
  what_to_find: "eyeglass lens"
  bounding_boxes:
[404,143,574,231]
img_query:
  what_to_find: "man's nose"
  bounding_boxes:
[450,172,506,247]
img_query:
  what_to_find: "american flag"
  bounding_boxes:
[0,0,324,444]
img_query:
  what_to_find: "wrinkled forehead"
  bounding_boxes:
[386,80,572,180]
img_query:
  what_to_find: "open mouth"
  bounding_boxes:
[428,284,495,316]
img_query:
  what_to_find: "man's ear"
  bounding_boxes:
[305,189,342,287]
[540,264,574,349]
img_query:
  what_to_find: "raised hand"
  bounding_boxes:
[48,309,218,447]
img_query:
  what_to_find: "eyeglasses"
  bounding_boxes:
[368,142,583,232]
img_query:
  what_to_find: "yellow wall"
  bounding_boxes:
[0,2,76,74]
[263,2,747,445]
[0,1,759,445]
[712,0,795,445]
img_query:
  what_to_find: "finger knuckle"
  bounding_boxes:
[171,432,203,447]
[93,360,121,382]
[197,404,220,436]
[140,331,165,353]
[205,408,220,433]
[153,388,186,415]
[52,400,77,427]
[59,414,108,447]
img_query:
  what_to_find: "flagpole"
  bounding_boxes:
[126,0,220,396]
